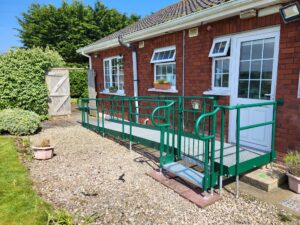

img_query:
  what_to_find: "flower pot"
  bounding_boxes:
[287,173,300,194]
[154,83,171,90]
[32,146,54,160]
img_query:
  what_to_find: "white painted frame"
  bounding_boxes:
[211,56,231,91]
[103,56,124,94]
[151,45,176,63]
[154,62,177,90]
[209,37,231,57]
[228,26,281,146]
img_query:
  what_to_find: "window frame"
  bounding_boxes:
[212,57,231,91]
[103,56,124,94]
[150,45,176,64]
[154,62,177,90]
[209,37,231,58]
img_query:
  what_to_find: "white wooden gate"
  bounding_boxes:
[46,68,71,116]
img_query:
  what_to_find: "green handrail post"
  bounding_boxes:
[177,97,183,160]
[219,108,225,194]
[96,99,100,133]
[235,107,241,198]
[80,99,85,127]
[159,126,166,169]
[101,99,105,136]
[129,99,133,150]
[121,99,125,139]
[271,102,277,161]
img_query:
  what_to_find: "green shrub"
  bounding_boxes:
[69,69,88,98]
[0,47,64,116]
[0,109,41,135]
[284,151,300,177]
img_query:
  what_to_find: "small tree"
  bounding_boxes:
[0,47,64,117]
[17,0,140,64]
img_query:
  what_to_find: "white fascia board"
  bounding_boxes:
[78,0,282,54]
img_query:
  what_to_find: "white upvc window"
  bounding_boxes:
[154,62,176,89]
[212,57,230,89]
[150,46,177,91]
[151,46,176,63]
[103,56,124,94]
[209,37,231,58]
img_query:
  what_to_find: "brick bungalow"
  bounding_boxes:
[77,0,300,159]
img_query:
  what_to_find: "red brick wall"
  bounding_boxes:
[91,11,300,158]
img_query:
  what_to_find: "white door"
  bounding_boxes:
[229,28,280,151]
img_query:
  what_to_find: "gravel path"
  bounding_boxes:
[28,124,294,225]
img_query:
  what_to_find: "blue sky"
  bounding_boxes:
[0,0,177,53]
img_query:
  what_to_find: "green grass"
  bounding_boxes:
[0,137,50,225]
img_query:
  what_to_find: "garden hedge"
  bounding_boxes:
[0,47,64,117]
[69,69,88,98]
[0,109,41,135]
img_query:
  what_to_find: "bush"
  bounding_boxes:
[0,109,41,135]
[69,69,88,98]
[284,151,300,177]
[0,47,64,116]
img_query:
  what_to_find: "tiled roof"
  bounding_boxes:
[87,0,231,48]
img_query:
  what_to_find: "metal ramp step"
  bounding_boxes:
[163,162,204,188]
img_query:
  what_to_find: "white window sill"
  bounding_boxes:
[100,91,126,96]
[203,90,230,96]
[148,88,178,93]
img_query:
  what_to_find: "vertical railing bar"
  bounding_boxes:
[236,108,241,198]
[96,99,100,133]
[102,99,105,136]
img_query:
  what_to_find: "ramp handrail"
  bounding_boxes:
[194,101,277,192]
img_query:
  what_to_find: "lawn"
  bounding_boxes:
[0,137,49,225]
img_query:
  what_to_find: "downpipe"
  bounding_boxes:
[118,36,139,123]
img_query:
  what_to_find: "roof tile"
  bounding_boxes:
[86,0,230,48]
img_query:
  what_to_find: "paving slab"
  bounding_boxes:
[147,169,221,208]
[281,194,300,214]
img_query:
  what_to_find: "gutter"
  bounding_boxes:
[77,0,283,54]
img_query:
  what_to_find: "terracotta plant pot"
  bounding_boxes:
[287,173,300,194]
[32,146,54,160]
[154,83,171,90]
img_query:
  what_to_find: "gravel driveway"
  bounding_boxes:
[28,123,293,225]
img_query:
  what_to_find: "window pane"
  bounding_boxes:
[222,74,229,87]
[251,40,263,60]
[214,73,222,87]
[169,50,175,59]
[262,60,273,79]
[238,80,249,98]
[249,80,260,99]
[162,65,167,75]
[250,61,261,79]
[223,59,229,73]
[260,80,272,100]
[215,60,222,74]
[158,52,164,60]
[219,41,227,53]
[156,65,162,75]
[213,42,221,54]
[240,61,250,79]
[240,42,251,60]
[153,53,159,61]
[263,38,275,59]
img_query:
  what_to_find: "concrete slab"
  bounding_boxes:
[281,195,300,214]
[147,169,221,208]
[241,166,287,192]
